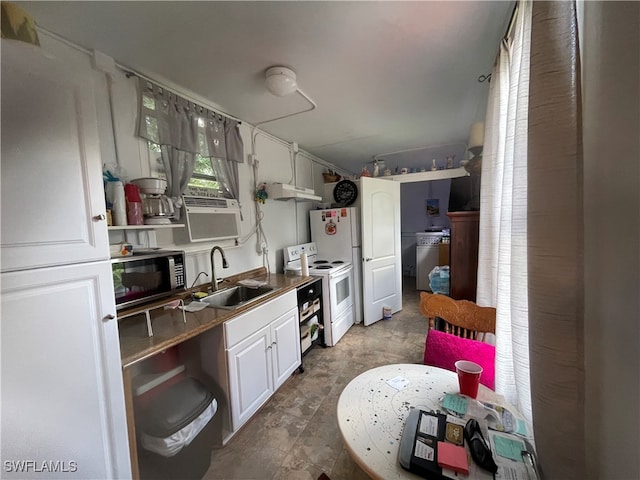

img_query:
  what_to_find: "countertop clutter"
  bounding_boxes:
[118,268,313,368]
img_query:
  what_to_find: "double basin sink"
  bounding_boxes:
[199,285,275,310]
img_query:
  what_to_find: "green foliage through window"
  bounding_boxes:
[147,141,221,193]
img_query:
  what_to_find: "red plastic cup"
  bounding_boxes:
[455,360,483,399]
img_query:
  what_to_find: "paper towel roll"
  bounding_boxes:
[111,181,128,226]
[300,253,309,276]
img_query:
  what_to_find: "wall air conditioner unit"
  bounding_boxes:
[271,183,322,202]
[175,196,241,243]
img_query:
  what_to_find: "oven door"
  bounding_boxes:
[329,265,354,319]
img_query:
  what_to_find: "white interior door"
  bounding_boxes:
[360,177,402,326]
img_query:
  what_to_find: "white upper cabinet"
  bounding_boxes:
[1,40,109,272]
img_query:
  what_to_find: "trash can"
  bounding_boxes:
[137,376,218,480]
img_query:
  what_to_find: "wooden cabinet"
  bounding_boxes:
[0,40,109,272]
[200,290,301,441]
[447,211,480,302]
[1,262,131,478]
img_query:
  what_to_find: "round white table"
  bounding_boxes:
[337,364,502,480]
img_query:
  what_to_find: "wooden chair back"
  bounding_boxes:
[419,292,496,342]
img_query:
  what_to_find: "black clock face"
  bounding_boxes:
[333,180,358,206]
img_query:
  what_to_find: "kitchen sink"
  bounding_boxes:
[200,285,275,310]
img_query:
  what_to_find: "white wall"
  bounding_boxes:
[581,2,640,478]
[35,31,349,289]
[400,179,452,232]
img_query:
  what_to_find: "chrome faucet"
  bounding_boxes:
[210,246,229,292]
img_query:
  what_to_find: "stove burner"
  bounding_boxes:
[313,265,333,270]
[332,260,344,264]
[314,260,329,264]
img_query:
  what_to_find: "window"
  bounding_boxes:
[136,79,243,203]
[147,141,224,196]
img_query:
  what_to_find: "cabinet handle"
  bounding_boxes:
[267,345,272,350]
[103,314,116,321]
[272,341,277,346]
[93,213,106,221]
[365,257,373,262]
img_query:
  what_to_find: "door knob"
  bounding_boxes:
[103,314,116,321]
[365,257,373,262]
[93,213,106,221]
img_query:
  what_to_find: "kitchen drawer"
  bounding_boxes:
[224,290,296,349]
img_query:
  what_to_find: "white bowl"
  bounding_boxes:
[130,177,167,195]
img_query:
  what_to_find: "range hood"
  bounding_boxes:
[271,183,322,202]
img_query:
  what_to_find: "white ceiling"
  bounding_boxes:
[17,1,513,174]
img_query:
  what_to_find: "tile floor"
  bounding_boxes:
[203,277,427,480]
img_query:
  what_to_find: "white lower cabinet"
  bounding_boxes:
[227,324,273,429]
[1,261,131,479]
[270,308,302,389]
[200,290,301,440]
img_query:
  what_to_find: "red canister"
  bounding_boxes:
[124,183,142,202]
[124,183,144,225]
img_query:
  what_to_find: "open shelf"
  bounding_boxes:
[384,167,469,183]
[108,224,185,231]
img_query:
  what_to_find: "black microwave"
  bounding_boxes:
[111,250,186,310]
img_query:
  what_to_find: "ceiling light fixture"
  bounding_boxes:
[265,66,298,97]
[254,65,317,128]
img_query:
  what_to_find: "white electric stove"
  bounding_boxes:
[284,242,355,346]
[284,242,350,275]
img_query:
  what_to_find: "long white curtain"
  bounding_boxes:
[479,1,587,476]
[476,0,533,423]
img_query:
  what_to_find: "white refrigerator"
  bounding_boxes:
[310,208,363,324]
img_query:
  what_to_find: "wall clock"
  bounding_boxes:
[333,180,358,206]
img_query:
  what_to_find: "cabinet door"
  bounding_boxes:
[227,325,273,431]
[447,212,480,301]
[1,40,109,272]
[271,307,302,390]
[1,262,131,479]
